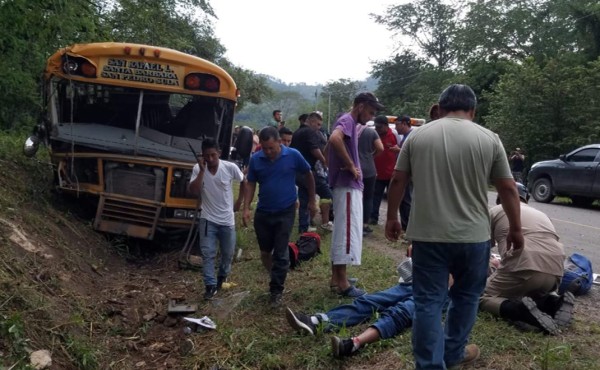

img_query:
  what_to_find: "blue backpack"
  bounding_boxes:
[559,253,594,296]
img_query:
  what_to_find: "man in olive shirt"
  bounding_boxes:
[385,84,523,369]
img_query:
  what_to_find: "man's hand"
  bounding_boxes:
[341,164,361,180]
[385,220,403,241]
[242,208,251,227]
[506,229,524,251]
[389,145,401,153]
[196,156,206,172]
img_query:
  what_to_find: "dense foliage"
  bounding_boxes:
[0,0,270,130]
[373,0,600,164]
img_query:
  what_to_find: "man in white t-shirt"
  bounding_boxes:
[188,138,245,300]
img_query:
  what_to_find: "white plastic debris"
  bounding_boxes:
[183,316,217,330]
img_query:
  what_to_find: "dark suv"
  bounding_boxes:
[527,144,600,206]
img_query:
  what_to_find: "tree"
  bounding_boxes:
[457,0,582,65]
[373,0,459,70]
[0,0,103,129]
[485,56,600,164]
[568,0,600,60]
[320,79,365,120]
[371,52,454,118]
[104,0,224,61]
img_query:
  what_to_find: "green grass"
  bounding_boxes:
[178,218,600,369]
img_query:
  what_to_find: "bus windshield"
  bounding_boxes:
[51,79,231,161]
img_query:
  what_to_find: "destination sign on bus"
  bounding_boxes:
[99,58,182,86]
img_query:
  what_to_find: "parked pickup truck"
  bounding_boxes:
[527,144,600,206]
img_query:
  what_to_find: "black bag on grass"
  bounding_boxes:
[289,232,321,269]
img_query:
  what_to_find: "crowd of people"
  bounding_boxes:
[187,85,575,368]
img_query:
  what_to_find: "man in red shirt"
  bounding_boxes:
[370,115,400,225]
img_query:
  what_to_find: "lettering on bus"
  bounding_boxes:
[100,58,180,86]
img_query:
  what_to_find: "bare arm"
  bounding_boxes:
[304,171,318,218]
[373,138,384,157]
[494,177,524,250]
[187,159,206,196]
[310,148,326,166]
[234,178,247,212]
[242,181,257,227]
[385,169,409,241]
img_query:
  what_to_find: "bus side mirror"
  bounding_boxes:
[23,135,40,157]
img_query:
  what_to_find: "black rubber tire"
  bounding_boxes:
[235,126,254,159]
[532,178,555,203]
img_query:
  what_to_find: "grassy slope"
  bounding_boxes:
[1,131,599,369]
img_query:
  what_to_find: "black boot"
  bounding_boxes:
[204,285,218,300]
[499,298,558,335]
[533,293,562,316]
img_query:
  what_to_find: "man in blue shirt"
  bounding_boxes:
[243,126,317,308]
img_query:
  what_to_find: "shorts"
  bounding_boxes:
[315,173,332,200]
[330,187,362,265]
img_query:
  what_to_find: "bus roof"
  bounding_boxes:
[45,42,238,101]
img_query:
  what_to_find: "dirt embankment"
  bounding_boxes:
[0,157,206,369]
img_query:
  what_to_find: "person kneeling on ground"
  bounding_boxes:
[480,182,575,335]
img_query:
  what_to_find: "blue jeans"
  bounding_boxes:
[198,219,236,287]
[411,241,490,369]
[324,283,415,339]
[254,205,296,294]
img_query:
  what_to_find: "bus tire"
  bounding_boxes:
[235,126,254,160]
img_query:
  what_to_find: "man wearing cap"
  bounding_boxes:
[481,182,571,335]
[385,84,522,368]
[327,92,384,298]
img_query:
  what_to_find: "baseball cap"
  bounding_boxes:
[354,92,384,110]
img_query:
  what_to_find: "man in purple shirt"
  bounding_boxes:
[327,92,384,297]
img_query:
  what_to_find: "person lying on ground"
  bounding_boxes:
[481,182,574,335]
[285,256,415,358]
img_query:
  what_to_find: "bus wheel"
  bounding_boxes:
[235,126,254,161]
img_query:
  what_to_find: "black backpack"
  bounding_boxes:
[289,232,321,269]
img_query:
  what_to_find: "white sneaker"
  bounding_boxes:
[307,226,317,232]
[320,221,333,232]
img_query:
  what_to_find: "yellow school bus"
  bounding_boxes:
[24,42,238,240]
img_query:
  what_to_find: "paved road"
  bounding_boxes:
[380,192,600,268]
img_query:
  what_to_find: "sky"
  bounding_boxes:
[211,0,401,85]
